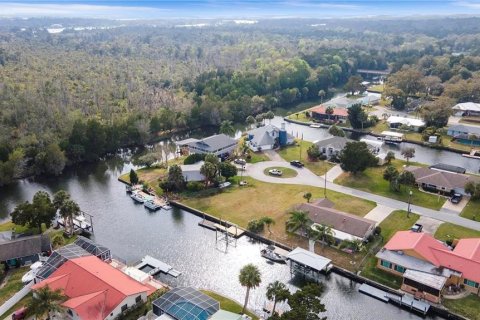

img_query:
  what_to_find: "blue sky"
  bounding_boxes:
[1,1,480,19]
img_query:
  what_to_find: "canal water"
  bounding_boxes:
[0,156,440,319]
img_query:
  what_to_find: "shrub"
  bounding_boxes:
[307,144,322,161]
[184,153,206,165]
[247,219,265,233]
[186,181,204,192]
[374,226,382,236]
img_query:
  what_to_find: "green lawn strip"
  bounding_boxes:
[263,167,298,178]
[277,141,334,176]
[434,223,480,242]
[367,84,384,93]
[334,160,446,210]
[0,293,32,320]
[182,177,376,244]
[247,150,270,163]
[443,294,480,320]
[359,210,419,289]
[201,290,259,320]
[0,267,29,305]
[460,199,480,221]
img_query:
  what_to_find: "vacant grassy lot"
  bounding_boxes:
[360,210,419,289]
[460,199,480,221]
[263,167,298,178]
[434,223,480,241]
[335,160,446,210]
[0,267,29,305]
[277,141,335,176]
[444,294,480,320]
[367,84,384,93]
[182,177,375,246]
[201,290,258,320]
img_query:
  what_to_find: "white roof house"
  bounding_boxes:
[452,102,480,113]
[180,161,205,182]
[387,116,425,130]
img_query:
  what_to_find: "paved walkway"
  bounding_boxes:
[263,149,283,162]
[322,164,344,182]
[364,204,395,224]
[245,159,480,231]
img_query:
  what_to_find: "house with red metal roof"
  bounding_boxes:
[32,255,152,320]
[376,230,480,303]
[310,105,349,123]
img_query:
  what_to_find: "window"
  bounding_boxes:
[380,260,392,269]
[394,265,406,273]
[464,279,480,288]
[121,304,128,312]
[135,295,142,303]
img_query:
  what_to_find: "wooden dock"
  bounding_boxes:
[387,293,430,315]
[135,255,181,278]
[358,284,389,302]
[198,220,245,238]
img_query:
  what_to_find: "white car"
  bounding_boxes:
[239,180,248,186]
[268,169,283,176]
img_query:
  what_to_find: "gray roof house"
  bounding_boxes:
[314,137,351,158]
[246,124,294,151]
[447,124,480,139]
[176,134,237,156]
[323,96,357,109]
[180,161,205,182]
[0,234,51,263]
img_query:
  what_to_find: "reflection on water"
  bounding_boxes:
[0,158,439,319]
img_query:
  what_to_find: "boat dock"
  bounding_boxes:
[198,220,245,238]
[358,284,430,315]
[135,255,181,278]
[56,211,94,235]
[144,198,167,211]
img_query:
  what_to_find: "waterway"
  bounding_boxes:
[0,155,441,319]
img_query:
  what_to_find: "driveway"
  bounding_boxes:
[246,159,480,231]
[440,197,469,215]
[364,205,395,224]
[415,216,443,234]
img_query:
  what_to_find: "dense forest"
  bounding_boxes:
[1,17,480,185]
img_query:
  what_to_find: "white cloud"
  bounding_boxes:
[454,1,480,9]
[279,1,360,10]
[0,2,170,19]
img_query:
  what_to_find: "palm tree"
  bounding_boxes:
[266,281,290,316]
[286,210,311,236]
[260,216,275,234]
[219,120,235,137]
[53,190,80,236]
[325,106,334,120]
[239,264,261,314]
[28,286,66,320]
[311,224,335,248]
[318,89,326,103]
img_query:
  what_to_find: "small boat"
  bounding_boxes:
[130,191,145,203]
[22,261,43,284]
[126,185,133,193]
[261,246,286,263]
[144,200,161,211]
[162,203,172,210]
[310,124,321,128]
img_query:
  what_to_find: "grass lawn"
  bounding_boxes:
[0,293,32,320]
[434,223,480,242]
[182,177,376,250]
[0,267,29,305]
[370,121,389,134]
[201,290,258,320]
[335,160,446,210]
[444,294,480,320]
[287,111,312,123]
[359,210,419,289]
[277,140,335,176]
[263,167,298,178]
[367,84,384,93]
[247,150,270,163]
[0,221,33,233]
[460,199,480,221]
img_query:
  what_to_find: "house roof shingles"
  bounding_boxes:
[176,134,236,152]
[405,166,478,190]
[297,201,376,239]
[311,105,348,117]
[314,137,351,151]
[383,231,480,283]
[0,234,51,261]
[32,256,150,320]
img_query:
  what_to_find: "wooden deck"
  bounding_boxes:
[198,220,245,238]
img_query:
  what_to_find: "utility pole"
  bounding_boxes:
[407,190,413,218]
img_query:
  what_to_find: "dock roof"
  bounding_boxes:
[404,269,447,291]
[287,247,331,272]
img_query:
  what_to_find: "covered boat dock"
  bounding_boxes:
[286,247,332,281]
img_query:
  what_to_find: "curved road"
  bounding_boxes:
[245,160,480,231]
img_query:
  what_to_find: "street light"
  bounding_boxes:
[407,190,413,218]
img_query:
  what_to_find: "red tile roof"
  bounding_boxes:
[384,231,480,283]
[311,105,348,117]
[32,256,150,319]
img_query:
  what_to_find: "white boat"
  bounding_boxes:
[162,204,172,210]
[22,261,43,284]
[310,124,321,128]
[144,200,161,211]
[130,191,145,203]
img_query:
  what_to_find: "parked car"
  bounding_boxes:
[239,180,248,186]
[234,158,247,165]
[11,307,26,320]
[218,182,232,189]
[268,169,283,176]
[451,193,463,204]
[290,160,304,168]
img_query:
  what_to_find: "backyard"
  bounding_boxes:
[434,222,480,241]
[201,290,259,320]
[277,140,335,176]
[334,159,446,210]
[443,294,480,320]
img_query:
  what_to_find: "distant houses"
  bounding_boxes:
[297,198,376,243]
[387,116,425,132]
[311,106,348,124]
[447,124,480,145]
[376,230,480,303]
[175,134,237,156]
[245,124,294,151]
[452,102,480,117]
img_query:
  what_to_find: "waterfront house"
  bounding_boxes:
[310,105,348,123]
[32,255,152,320]
[404,166,478,195]
[314,137,351,159]
[245,123,294,151]
[180,161,205,182]
[447,124,480,145]
[175,134,237,156]
[323,96,357,109]
[356,93,381,106]
[452,102,480,117]
[0,234,51,268]
[297,198,376,242]
[387,116,425,132]
[376,230,480,303]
